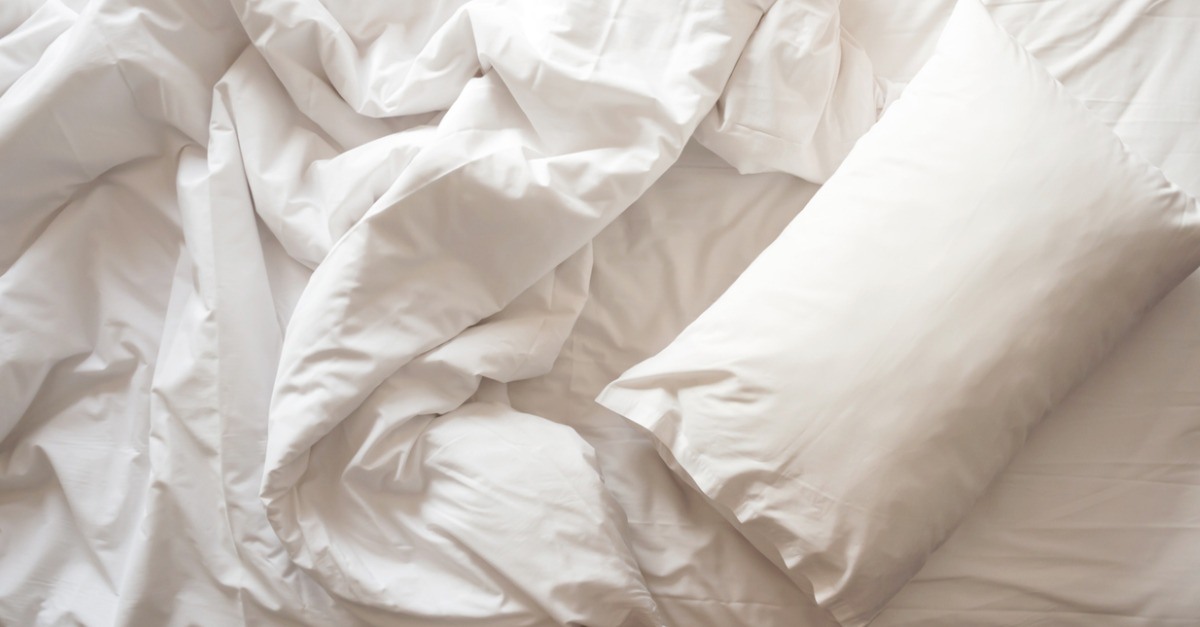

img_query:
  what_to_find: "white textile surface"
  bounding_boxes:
[1,0,1197,625]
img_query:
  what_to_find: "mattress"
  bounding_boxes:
[1,0,1197,625]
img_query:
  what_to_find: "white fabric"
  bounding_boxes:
[693,0,883,183]
[509,150,842,626]
[2,0,1199,625]
[598,2,1200,625]
[0,0,833,624]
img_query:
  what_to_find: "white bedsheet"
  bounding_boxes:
[1,0,1197,625]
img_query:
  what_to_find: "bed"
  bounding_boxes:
[1,0,1198,625]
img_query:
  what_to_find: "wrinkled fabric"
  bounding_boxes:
[0,0,842,624]
[246,0,768,622]
[694,0,883,182]
[3,0,1200,625]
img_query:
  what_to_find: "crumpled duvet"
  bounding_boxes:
[0,0,877,625]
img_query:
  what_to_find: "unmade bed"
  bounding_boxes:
[1,0,1198,625]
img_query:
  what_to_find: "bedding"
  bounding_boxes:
[596,1,1200,624]
[1,0,1198,626]
[693,0,883,183]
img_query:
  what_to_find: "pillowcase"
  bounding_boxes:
[596,1,1200,625]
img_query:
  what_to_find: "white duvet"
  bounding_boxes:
[2,0,1198,625]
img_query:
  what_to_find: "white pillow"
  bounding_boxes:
[596,1,1200,625]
